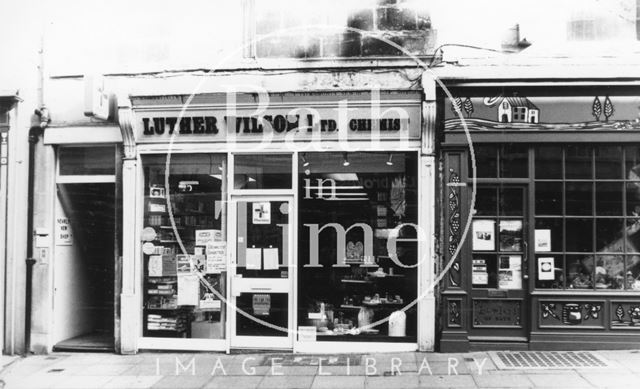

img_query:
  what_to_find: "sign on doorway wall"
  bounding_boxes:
[55,217,73,246]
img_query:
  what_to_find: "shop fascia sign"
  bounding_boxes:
[133,101,420,142]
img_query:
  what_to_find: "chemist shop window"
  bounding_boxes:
[534,145,640,291]
[297,152,418,341]
[141,154,227,339]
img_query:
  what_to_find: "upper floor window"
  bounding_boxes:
[249,0,434,59]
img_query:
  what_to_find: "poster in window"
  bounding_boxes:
[252,294,271,316]
[538,257,555,280]
[472,220,495,251]
[498,255,522,289]
[195,229,222,246]
[499,220,522,251]
[534,229,551,252]
[177,274,199,306]
[263,247,279,270]
[176,255,192,274]
[252,202,271,224]
[472,258,488,285]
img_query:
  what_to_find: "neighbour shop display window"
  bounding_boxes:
[141,154,227,339]
[531,145,640,290]
[297,152,418,341]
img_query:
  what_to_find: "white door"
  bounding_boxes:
[229,196,294,349]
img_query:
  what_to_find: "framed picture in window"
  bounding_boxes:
[499,220,523,252]
[472,219,495,251]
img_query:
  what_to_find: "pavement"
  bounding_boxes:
[1,349,640,389]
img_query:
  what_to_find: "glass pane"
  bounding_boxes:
[565,182,592,215]
[475,187,497,216]
[627,255,640,290]
[499,144,528,178]
[627,182,640,216]
[141,154,227,340]
[499,220,523,252]
[472,255,497,289]
[497,255,523,289]
[625,218,640,253]
[566,218,593,252]
[595,218,624,253]
[236,201,289,279]
[595,145,622,179]
[234,154,292,189]
[566,255,594,289]
[596,255,624,289]
[471,145,497,178]
[535,146,562,179]
[298,152,418,342]
[499,187,523,216]
[535,255,563,289]
[535,218,563,252]
[535,182,562,215]
[565,145,592,179]
[59,146,115,175]
[595,182,623,216]
[236,293,288,337]
[625,146,640,179]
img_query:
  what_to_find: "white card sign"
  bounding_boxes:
[56,217,73,246]
[538,257,555,281]
[298,326,317,342]
[535,229,552,252]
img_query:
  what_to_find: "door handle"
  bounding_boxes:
[523,241,529,280]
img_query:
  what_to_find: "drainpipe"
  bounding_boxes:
[25,109,48,355]
[25,32,48,355]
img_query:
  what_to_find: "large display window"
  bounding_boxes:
[140,154,227,340]
[297,152,418,342]
[469,144,640,291]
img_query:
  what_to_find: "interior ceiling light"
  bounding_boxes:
[301,153,310,167]
[342,153,350,167]
[386,153,394,166]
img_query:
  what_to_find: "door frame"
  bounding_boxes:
[228,195,296,350]
[467,183,530,342]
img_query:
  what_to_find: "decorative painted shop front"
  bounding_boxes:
[439,84,640,351]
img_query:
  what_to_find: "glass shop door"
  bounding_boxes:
[229,196,294,349]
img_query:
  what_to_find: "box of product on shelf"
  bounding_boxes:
[148,255,177,277]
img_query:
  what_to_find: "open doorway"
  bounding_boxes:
[53,183,116,351]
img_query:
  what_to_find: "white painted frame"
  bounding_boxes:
[228,195,295,350]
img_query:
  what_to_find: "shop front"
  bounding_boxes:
[439,83,640,351]
[119,88,437,353]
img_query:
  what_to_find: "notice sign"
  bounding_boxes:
[252,294,271,316]
[56,217,73,246]
[298,326,317,342]
[252,202,271,224]
[206,242,227,274]
[196,229,222,246]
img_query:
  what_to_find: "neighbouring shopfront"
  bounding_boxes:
[117,89,437,353]
[439,83,640,351]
